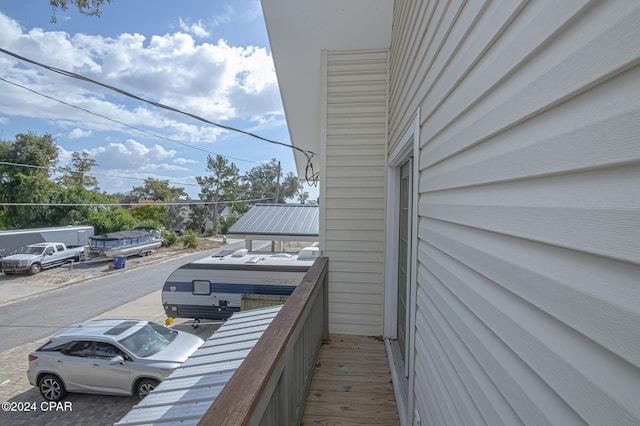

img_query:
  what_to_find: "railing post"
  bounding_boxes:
[322,269,329,341]
[278,342,293,425]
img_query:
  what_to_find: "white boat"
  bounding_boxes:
[88,228,162,258]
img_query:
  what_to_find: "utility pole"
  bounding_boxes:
[274,161,281,204]
[273,161,281,252]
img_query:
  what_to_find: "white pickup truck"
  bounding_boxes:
[1,242,86,275]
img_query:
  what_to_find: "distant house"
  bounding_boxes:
[171,200,231,233]
[257,1,640,425]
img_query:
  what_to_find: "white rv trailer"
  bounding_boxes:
[162,247,319,321]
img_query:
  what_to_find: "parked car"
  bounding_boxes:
[1,242,86,275]
[27,319,204,402]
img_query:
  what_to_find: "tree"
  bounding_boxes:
[219,211,242,234]
[186,204,207,234]
[49,0,112,23]
[296,183,310,204]
[128,178,186,230]
[195,154,241,234]
[241,158,298,204]
[131,178,186,202]
[58,151,99,190]
[0,132,60,227]
[130,200,164,228]
[89,207,136,234]
[48,186,113,225]
[163,201,184,233]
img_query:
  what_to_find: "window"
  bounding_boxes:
[397,159,412,367]
[63,341,93,357]
[385,110,419,425]
[95,342,126,359]
[193,280,211,295]
[104,320,139,336]
[118,322,176,358]
[38,341,67,352]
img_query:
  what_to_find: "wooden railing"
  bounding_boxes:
[199,257,329,426]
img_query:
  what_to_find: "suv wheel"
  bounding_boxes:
[39,374,66,402]
[136,378,159,400]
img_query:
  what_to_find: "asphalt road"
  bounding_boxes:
[0,241,247,352]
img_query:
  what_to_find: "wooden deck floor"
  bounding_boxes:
[301,334,400,426]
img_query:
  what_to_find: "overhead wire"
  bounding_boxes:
[0,159,283,188]
[0,160,202,188]
[0,76,256,165]
[0,161,278,204]
[0,197,274,207]
[0,47,319,184]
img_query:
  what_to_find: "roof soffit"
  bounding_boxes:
[261,0,394,177]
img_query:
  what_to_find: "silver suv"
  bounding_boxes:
[27,319,204,401]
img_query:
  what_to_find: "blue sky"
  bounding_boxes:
[0,1,316,201]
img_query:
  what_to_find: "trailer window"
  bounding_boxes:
[193,280,211,295]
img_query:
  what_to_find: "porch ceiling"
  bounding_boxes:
[260,0,393,178]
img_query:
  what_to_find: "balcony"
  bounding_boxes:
[200,257,399,425]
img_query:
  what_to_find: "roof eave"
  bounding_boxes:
[260,0,394,178]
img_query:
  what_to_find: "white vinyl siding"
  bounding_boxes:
[388,1,640,425]
[322,50,388,335]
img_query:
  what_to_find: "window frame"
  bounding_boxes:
[193,280,211,295]
[95,341,127,360]
[384,109,419,426]
[63,340,95,358]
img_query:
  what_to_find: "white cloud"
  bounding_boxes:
[68,128,92,139]
[88,138,177,170]
[0,11,283,142]
[211,5,234,27]
[173,157,198,165]
[0,9,289,198]
[56,146,74,168]
[178,18,210,38]
[0,12,23,42]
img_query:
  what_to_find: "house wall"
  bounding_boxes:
[321,50,388,335]
[389,1,640,425]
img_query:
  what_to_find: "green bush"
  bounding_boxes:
[182,230,198,249]
[161,230,178,247]
[219,212,241,234]
[89,207,137,234]
[136,218,163,230]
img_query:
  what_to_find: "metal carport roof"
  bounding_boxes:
[227,204,319,237]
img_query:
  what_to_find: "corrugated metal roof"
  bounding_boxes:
[227,203,319,236]
[115,305,282,426]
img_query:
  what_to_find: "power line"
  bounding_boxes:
[0,47,318,160]
[0,197,273,207]
[0,160,201,188]
[0,76,257,165]
[0,160,283,191]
